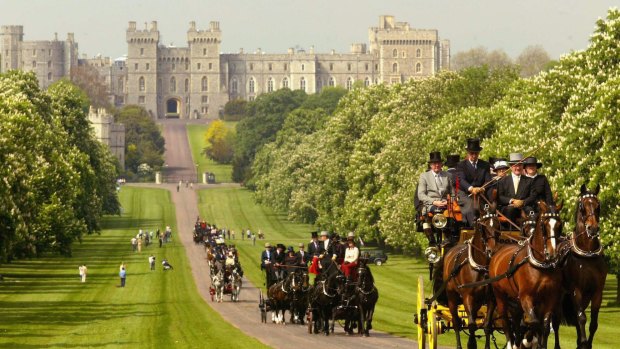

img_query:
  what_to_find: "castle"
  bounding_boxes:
[87,107,125,169]
[1,16,450,119]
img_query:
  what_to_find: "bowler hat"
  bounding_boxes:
[522,157,542,168]
[466,138,483,152]
[298,242,304,248]
[427,151,443,164]
[445,154,460,168]
[508,153,524,165]
[265,242,271,248]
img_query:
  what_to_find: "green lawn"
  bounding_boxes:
[0,187,267,349]
[187,123,234,183]
[197,186,620,348]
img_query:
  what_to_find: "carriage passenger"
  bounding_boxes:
[417,151,455,245]
[333,233,346,264]
[341,234,359,282]
[456,138,493,227]
[485,159,509,199]
[284,246,299,276]
[497,153,536,225]
[274,244,286,281]
[296,243,309,267]
[523,157,555,210]
[261,243,275,286]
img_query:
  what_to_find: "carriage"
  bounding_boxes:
[209,261,242,302]
[413,185,606,349]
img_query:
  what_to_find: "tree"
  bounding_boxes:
[70,64,111,109]
[114,105,165,177]
[202,120,235,163]
[516,45,552,77]
[222,99,248,121]
[451,46,513,71]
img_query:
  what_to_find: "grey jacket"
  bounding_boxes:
[417,170,455,214]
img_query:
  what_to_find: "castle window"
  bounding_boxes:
[364,77,370,87]
[300,77,306,92]
[146,63,150,71]
[375,63,379,70]
[329,77,335,87]
[138,96,145,104]
[202,106,208,114]
[47,72,52,81]
[139,77,145,91]
[282,77,289,88]
[185,79,189,92]
[201,96,208,104]
[416,62,422,73]
[118,78,124,92]
[208,63,213,70]
[170,77,176,93]
[32,49,36,57]
[32,61,36,68]
[392,49,398,58]
[249,63,254,71]
[267,78,274,92]
[48,49,51,56]
[197,63,202,70]
[249,77,255,93]
[172,63,176,71]
[330,63,334,71]
[402,51,406,58]
[201,76,208,92]
[203,48,207,56]
[268,63,272,71]
[416,48,421,58]
[365,63,369,71]
[347,63,352,71]
[48,61,52,68]
[346,77,353,90]
[284,63,288,71]
[231,78,238,93]
[301,64,305,71]
[140,48,144,56]
[392,63,398,73]
[135,63,139,71]
[185,62,189,70]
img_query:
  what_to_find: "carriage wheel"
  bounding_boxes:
[427,304,439,349]
[416,276,427,349]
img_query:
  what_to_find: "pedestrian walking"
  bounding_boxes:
[159,236,163,248]
[176,184,180,192]
[149,255,156,270]
[231,230,235,240]
[137,239,142,253]
[119,267,126,287]
[131,237,137,252]
[78,265,87,282]
[252,234,256,246]
[190,182,193,189]
[241,229,244,240]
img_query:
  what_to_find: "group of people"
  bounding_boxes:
[416,138,555,244]
[260,230,361,287]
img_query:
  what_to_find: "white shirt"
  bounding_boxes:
[344,247,359,263]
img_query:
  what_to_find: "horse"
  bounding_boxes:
[230,267,243,302]
[289,269,310,324]
[330,270,360,335]
[489,201,563,349]
[444,203,501,349]
[307,258,341,335]
[212,268,225,303]
[553,184,607,349]
[267,272,295,324]
[355,257,379,337]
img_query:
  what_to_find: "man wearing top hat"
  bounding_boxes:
[417,151,455,245]
[273,244,286,281]
[523,156,554,210]
[261,242,275,287]
[497,153,536,224]
[456,138,492,227]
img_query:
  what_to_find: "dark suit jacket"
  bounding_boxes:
[274,250,286,265]
[295,250,309,266]
[260,250,274,270]
[307,240,321,256]
[497,175,536,208]
[456,159,492,194]
[317,239,336,258]
[530,174,554,206]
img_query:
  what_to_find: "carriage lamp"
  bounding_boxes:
[425,246,441,264]
[432,213,448,229]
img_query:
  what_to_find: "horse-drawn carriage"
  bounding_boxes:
[208,259,243,303]
[413,186,606,349]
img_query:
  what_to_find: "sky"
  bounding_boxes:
[1,0,617,60]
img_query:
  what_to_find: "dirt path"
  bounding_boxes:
[143,122,432,348]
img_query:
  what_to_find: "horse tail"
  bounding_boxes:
[560,294,578,326]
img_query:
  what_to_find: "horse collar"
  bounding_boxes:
[570,237,604,258]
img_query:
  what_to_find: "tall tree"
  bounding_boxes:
[70,64,111,109]
[451,46,513,71]
[516,45,552,77]
[202,120,235,163]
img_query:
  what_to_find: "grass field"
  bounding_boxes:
[187,123,234,183]
[197,186,620,348]
[0,187,267,349]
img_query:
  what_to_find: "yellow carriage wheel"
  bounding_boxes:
[428,302,439,349]
[417,276,427,349]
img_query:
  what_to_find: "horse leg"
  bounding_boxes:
[483,296,496,349]
[466,299,481,349]
[587,292,603,349]
[494,292,515,349]
[570,289,588,349]
[358,304,367,337]
[323,307,330,336]
[520,296,539,348]
[447,292,464,349]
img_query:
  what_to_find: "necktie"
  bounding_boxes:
[473,162,477,170]
[435,174,443,185]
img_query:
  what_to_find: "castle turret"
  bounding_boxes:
[187,21,222,119]
[126,21,160,118]
[0,25,24,73]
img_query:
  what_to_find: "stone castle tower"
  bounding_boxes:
[0,25,78,89]
[88,106,125,169]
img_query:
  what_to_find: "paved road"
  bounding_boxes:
[160,119,200,183]
[145,122,436,348]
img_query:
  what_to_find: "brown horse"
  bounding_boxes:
[553,184,607,349]
[489,201,563,349]
[444,203,500,349]
[268,273,295,324]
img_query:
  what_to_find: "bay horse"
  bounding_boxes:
[355,257,379,337]
[489,201,563,349]
[553,184,607,349]
[267,272,295,324]
[444,203,500,349]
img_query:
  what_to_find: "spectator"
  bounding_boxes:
[149,255,156,271]
[119,267,126,287]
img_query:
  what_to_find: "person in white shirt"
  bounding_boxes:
[341,235,360,281]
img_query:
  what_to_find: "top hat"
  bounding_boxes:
[466,138,483,152]
[508,153,524,165]
[427,151,443,164]
[277,243,286,250]
[445,154,460,168]
[311,231,318,238]
[522,157,543,168]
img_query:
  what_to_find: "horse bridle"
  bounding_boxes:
[528,212,561,268]
[571,193,603,257]
[476,212,501,258]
